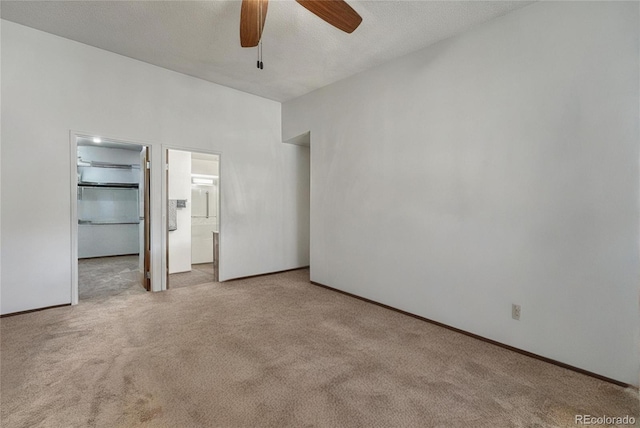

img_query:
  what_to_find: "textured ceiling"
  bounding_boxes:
[1,0,534,102]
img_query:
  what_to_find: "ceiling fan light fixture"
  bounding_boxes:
[239,0,363,68]
[240,0,268,48]
[295,0,363,34]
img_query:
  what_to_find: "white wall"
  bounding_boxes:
[78,145,141,184]
[77,145,141,258]
[168,149,192,273]
[78,224,139,258]
[282,2,639,386]
[1,20,310,314]
[78,145,141,167]
[191,155,219,264]
[281,144,310,269]
[192,157,219,176]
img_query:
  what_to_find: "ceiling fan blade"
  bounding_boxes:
[240,0,269,47]
[296,0,362,34]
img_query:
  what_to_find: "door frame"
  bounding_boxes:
[142,146,152,291]
[162,146,222,291]
[69,131,161,304]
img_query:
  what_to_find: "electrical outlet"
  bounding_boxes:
[512,304,521,321]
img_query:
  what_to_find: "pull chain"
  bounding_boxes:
[256,41,260,69]
[256,0,264,70]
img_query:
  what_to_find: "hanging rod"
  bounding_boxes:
[77,157,140,169]
[78,182,139,188]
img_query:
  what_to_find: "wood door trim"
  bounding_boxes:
[213,232,219,282]
[143,147,151,291]
[165,149,170,289]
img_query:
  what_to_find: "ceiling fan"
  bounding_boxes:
[240,0,362,68]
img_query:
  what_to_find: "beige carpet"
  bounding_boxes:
[169,263,216,289]
[78,255,147,302]
[1,269,637,427]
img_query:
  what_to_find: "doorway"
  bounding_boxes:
[166,149,220,289]
[73,135,151,302]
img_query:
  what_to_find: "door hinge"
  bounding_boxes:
[165,164,169,171]
[145,271,151,279]
[146,161,150,170]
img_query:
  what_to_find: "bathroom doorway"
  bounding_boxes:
[166,149,219,289]
[73,135,151,302]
